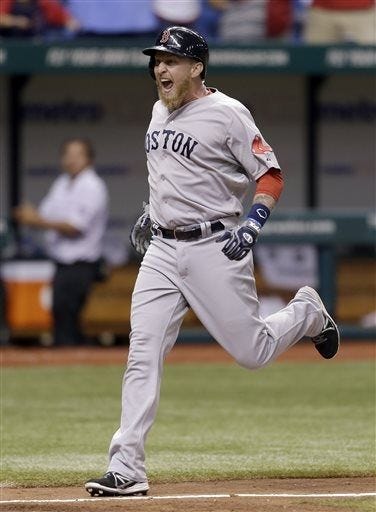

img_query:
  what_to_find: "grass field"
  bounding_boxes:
[1,360,375,487]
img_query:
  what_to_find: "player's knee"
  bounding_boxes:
[231,327,275,369]
[127,331,162,370]
[234,353,268,370]
[128,347,157,370]
[232,342,271,370]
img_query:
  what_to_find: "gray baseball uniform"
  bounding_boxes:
[106,90,326,483]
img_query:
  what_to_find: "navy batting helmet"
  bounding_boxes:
[143,26,209,80]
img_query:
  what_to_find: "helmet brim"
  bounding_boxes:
[143,46,191,58]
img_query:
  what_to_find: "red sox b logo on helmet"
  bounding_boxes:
[160,30,170,44]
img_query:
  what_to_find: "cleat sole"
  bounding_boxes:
[85,482,149,498]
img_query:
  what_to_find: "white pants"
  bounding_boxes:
[107,233,324,482]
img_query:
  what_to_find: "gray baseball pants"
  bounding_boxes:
[107,230,324,482]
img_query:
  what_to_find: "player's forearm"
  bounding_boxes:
[252,193,277,211]
[255,168,284,204]
[246,168,283,227]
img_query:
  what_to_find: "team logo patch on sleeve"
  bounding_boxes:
[160,30,170,44]
[251,135,272,155]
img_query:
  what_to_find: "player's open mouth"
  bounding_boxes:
[160,79,174,92]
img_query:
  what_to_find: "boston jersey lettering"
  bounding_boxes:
[145,130,198,159]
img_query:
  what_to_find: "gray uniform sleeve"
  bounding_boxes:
[225,105,280,182]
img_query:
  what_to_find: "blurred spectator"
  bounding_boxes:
[304,0,376,44]
[153,0,201,30]
[0,0,79,38]
[291,0,311,43]
[196,0,226,41]
[14,138,109,346]
[266,0,293,38]
[67,0,158,38]
[218,0,293,43]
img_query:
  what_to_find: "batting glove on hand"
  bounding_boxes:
[216,219,260,261]
[130,203,151,256]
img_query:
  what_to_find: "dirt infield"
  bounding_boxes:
[1,478,375,512]
[2,342,375,511]
[1,340,375,367]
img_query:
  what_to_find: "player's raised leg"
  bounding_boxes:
[179,235,339,369]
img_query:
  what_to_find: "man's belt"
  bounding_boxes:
[151,220,225,241]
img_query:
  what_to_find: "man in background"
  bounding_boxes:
[0,0,79,38]
[218,0,292,43]
[14,138,109,346]
[304,0,376,44]
[67,0,157,38]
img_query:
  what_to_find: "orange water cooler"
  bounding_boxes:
[1,261,54,332]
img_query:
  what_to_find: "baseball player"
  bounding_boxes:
[85,26,340,497]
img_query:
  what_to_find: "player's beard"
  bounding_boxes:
[157,76,191,112]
